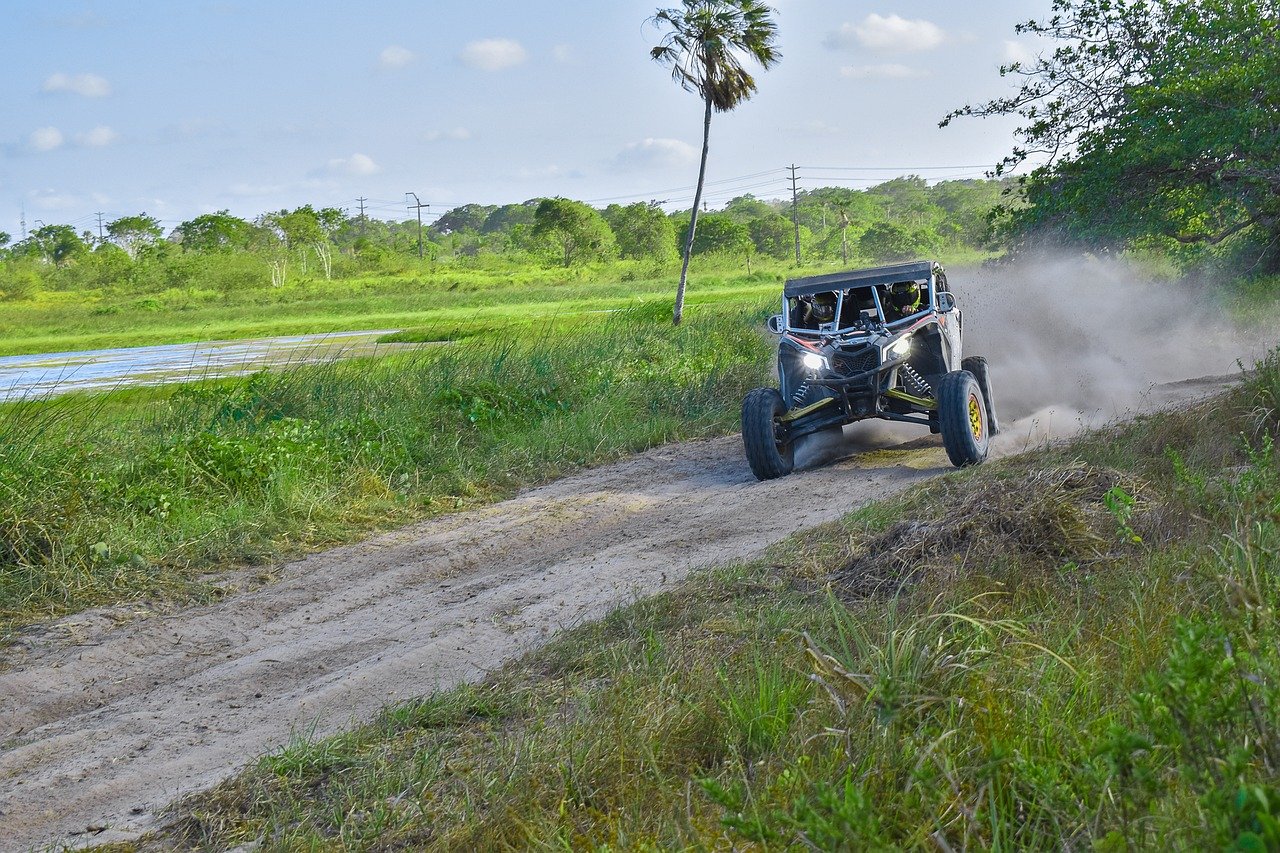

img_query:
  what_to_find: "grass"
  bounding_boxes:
[0,303,775,636]
[136,349,1280,850]
[0,248,1011,358]
[0,259,792,357]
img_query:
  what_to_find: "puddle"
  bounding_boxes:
[0,330,402,402]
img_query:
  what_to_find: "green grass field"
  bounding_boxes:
[0,302,776,635]
[151,349,1280,851]
[0,261,788,357]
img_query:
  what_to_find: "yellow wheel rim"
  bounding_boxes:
[968,395,984,440]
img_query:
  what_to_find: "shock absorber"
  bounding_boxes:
[899,362,932,397]
[791,379,811,406]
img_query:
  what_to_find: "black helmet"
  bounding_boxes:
[890,281,921,311]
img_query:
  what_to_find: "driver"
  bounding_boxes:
[886,281,923,320]
[801,292,837,326]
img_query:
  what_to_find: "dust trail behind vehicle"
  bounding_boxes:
[799,254,1265,461]
[961,254,1266,441]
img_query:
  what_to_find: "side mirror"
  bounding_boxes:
[937,292,956,312]
[766,314,785,334]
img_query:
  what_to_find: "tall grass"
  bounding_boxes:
[161,350,1280,850]
[0,304,774,634]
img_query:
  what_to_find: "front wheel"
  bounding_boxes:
[742,388,794,480]
[961,356,1001,436]
[937,370,990,467]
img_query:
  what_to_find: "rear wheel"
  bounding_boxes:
[937,370,990,467]
[961,356,1001,436]
[742,388,794,480]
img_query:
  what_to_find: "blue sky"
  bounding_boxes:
[0,1,1053,236]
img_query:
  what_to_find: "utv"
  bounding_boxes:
[742,260,999,480]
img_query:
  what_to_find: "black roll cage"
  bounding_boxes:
[781,260,947,338]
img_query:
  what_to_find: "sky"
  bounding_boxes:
[0,0,1055,237]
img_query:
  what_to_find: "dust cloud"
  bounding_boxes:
[795,252,1271,467]
[960,253,1268,447]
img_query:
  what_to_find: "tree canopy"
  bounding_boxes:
[946,0,1280,267]
[106,214,163,260]
[532,198,617,266]
[605,202,678,261]
[176,211,255,253]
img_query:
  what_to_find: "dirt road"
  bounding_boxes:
[0,428,954,850]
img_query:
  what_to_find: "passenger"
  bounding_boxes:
[886,281,923,321]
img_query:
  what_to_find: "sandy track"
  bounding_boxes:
[0,430,950,850]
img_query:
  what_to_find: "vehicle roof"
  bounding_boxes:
[783,260,937,297]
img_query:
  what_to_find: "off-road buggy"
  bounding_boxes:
[742,260,999,480]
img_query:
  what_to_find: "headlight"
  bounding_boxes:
[801,352,826,371]
[889,335,912,357]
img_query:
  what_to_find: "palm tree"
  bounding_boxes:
[649,0,779,325]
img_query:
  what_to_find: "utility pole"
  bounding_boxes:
[19,203,26,240]
[356,197,367,236]
[405,192,428,259]
[788,164,801,265]
[95,211,106,243]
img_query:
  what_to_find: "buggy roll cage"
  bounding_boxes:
[779,260,950,338]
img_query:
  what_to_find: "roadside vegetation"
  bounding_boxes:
[145,347,1280,850]
[0,303,772,636]
[0,177,1004,357]
[4,0,1279,846]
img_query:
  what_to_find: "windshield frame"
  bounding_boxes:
[783,275,935,337]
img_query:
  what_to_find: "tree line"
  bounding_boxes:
[0,177,1008,300]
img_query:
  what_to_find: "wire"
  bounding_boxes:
[581,168,786,204]
[800,164,994,171]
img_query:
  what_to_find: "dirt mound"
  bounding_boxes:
[833,464,1148,597]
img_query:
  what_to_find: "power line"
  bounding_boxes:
[800,164,993,171]
[581,168,786,204]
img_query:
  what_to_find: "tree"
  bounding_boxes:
[431,203,497,237]
[532,198,617,266]
[944,0,1280,266]
[748,212,801,260]
[859,222,932,263]
[0,232,10,253]
[678,212,750,255]
[721,193,777,223]
[649,0,779,323]
[604,202,679,261]
[20,224,87,266]
[176,211,254,253]
[481,201,540,235]
[106,214,163,260]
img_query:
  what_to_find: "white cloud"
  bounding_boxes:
[827,14,946,52]
[379,45,414,68]
[424,127,472,142]
[229,182,287,197]
[41,72,112,97]
[840,64,930,80]
[29,126,64,151]
[1002,40,1037,66]
[800,120,841,136]
[513,164,570,180]
[327,153,381,176]
[29,188,82,210]
[613,138,698,172]
[552,44,572,63]
[79,125,118,147]
[458,38,527,71]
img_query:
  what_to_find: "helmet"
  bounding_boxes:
[890,281,921,312]
[810,292,837,322]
